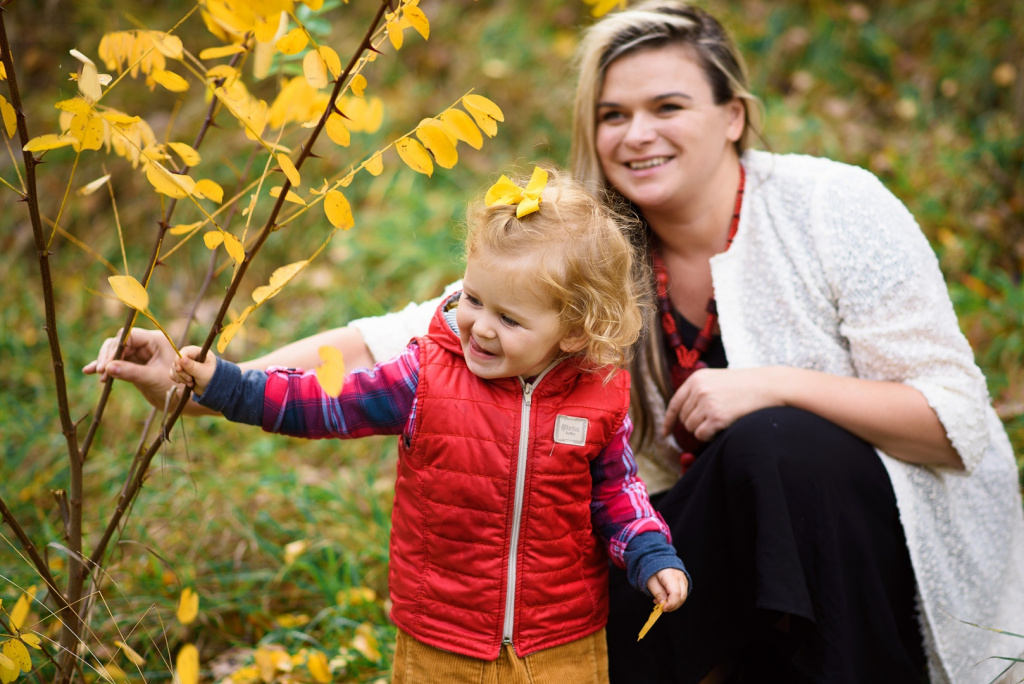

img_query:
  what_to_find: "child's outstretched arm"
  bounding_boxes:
[170,345,218,395]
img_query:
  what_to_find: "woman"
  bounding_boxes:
[86,2,1024,681]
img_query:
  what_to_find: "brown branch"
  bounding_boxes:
[0,497,68,613]
[87,0,394,576]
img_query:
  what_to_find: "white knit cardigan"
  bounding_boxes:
[351,150,1024,683]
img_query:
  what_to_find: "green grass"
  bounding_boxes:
[1,0,1021,681]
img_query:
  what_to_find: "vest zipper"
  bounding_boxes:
[502,363,558,646]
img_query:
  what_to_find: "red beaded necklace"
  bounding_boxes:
[651,165,745,468]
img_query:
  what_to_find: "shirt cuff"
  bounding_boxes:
[193,357,266,426]
[623,531,689,596]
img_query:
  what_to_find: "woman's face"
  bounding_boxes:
[595,44,744,215]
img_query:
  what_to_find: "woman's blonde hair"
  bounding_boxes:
[568,1,763,445]
[570,0,762,194]
[464,167,649,372]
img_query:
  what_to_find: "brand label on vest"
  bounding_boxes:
[554,415,588,446]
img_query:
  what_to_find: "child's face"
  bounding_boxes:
[456,249,574,380]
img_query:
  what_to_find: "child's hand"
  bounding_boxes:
[647,568,689,612]
[170,345,217,395]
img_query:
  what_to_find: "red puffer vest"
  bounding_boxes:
[387,299,631,660]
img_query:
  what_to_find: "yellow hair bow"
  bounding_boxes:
[484,166,548,218]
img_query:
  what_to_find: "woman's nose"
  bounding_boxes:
[623,112,656,146]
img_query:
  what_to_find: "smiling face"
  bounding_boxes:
[595,43,745,216]
[456,248,576,381]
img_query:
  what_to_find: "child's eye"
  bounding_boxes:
[500,314,520,327]
[464,294,482,307]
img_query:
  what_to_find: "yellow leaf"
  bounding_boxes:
[150,68,189,93]
[315,345,345,396]
[175,643,199,684]
[94,663,128,682]
[404,5,430,40]
[301,0,324,8]
[145,162,195,198]
[101,111,141,126]
[168,141,201,167]
[325,112,350,147]
[114,641,145,667]
[78,61,103,103]
[199,44,246,60]
[54,97,92,115]
[637,602,663,640]
[307,650,331,683]
[18,634,40,651]
[336,587,376,606]
[176,587,199,625]
[364,151,383,176]
[350,74,367,96]
[23,134,76,152]
[77,174,111,196]
[276,28,308,55]
[2,639,30,673]
[303,49,328,89]
[169,221,203,235]
[252,260,308,304]
[0,95,16,139]
[439,108,482,150]
[324,190,354,230]
[350,623,381,662]
[386,18,404,51]
[462,94,504,137]
[108,275,150,312]
[195,178,224,203]
[217,305,254,354]
[203,231,224,249]
[223,232,245,264]
[416,122,457,169]
[283,539,308,564]
[9,588,35,632]
[395,136,433,176]
[318,46,341,79]
[206,64,239,84]
[277,153,301,187]
[68,112,104,151]
[270,186,306,205]
[0,652,17,684]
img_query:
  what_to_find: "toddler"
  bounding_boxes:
[171,167,688,683]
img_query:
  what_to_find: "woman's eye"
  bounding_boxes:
[658,102,683,113]
[598,110,625,123]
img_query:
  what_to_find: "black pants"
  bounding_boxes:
[607,407,926,683]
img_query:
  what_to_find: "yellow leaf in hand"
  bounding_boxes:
[307,650,331,683]
[439,109,482,150]
[396,136,433,176]
[324,190,354,230]
[108,275,150,312]
[462,94,504,137]
[175,643,199,684]
[176,587,199,625]
[275,28,308,56]
[0,95,16,139]
[416,122,457,169]
[277,153,301,187]
[315,345,345,397]
[1,639,30,673]
[637,602,663,641]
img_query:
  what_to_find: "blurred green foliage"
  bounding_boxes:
[1,0,1021,680]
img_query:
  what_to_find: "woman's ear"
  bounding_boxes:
[559,329,587,354]
[725,98,745,143]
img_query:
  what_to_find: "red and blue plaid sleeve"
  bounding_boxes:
[590,415,672,568]
[262,342,420,439]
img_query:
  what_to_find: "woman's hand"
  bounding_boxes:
[663,368,781,442]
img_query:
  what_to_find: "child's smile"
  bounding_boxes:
[456,249,578,380]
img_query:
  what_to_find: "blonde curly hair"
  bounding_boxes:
[464,166,649,372]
